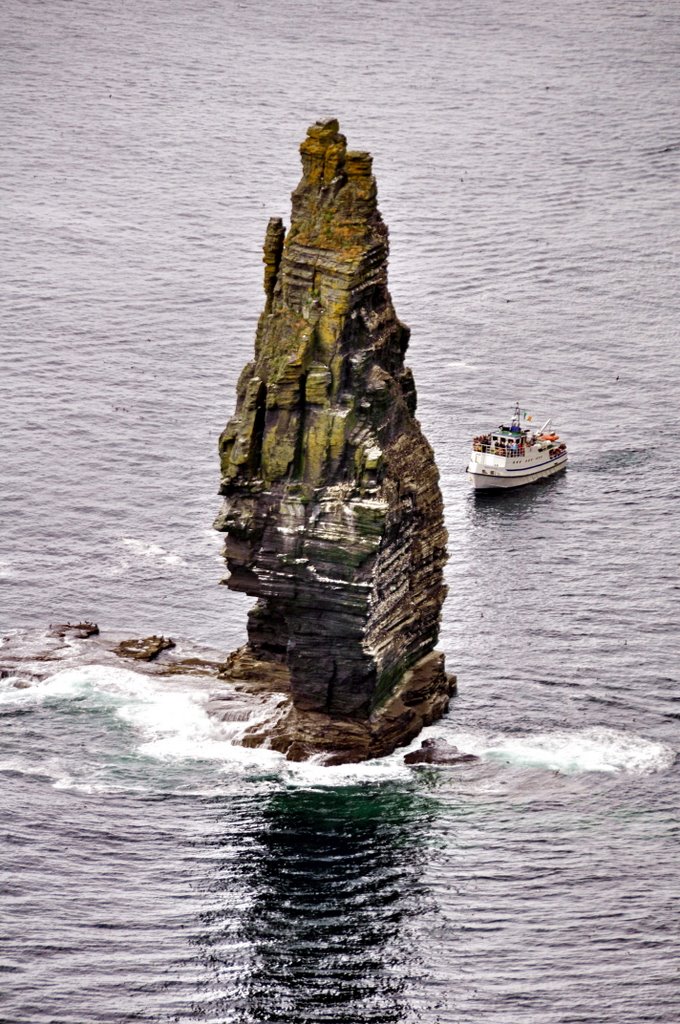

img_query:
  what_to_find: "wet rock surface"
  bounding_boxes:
[403,737,479,766]
[113,635,176,662]
[0,628,225,683]
[214,119,452,763]
[49,621,100,639]
[226,649,457,765]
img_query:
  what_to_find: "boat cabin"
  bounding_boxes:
[489,426,527,454]
[492,427,523,444]
[472,425,530,457]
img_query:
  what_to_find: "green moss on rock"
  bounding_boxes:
[214,119,449,739]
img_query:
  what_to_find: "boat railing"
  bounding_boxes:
[472,443,527,458]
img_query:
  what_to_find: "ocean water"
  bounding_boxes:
[1,1,679,1021]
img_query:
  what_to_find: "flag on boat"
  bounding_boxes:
[522,409,533,421]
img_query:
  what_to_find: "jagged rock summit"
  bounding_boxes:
[214,118,453,763]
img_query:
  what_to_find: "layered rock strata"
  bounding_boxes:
[214,119,452,763]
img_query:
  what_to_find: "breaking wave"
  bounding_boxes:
[1,668,673,792]
[0,664,414,790]
[0,557,16,580]
[119,537,188,567]
[443,725,675,775]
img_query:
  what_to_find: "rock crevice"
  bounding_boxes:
[214,119,452,762]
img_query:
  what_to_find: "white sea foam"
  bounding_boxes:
[3,663,284,770]
[442,725,675,775]
[5,665,673,783]
[0,750,142,795]
[52,774,122,795]
[0,558,16,579]
[122,691,283,768]
[119,537,188,567]
[0,756,50,779]
[1,663,404,782]
[0,668,91,706]
[280,754,412,788]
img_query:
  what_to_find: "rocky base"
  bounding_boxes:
[209,646,456,765]
[1,626,459,766]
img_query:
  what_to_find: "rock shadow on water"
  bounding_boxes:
[190,785,438,1024]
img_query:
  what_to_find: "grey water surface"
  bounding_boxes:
[1,1,679,1022]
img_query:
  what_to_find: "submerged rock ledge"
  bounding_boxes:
[213,119,453,763]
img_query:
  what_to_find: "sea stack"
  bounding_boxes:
[214,119,453,763]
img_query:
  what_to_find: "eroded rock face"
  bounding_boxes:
[214,118,451,762]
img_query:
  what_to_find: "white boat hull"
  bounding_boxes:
[466,454,567,490]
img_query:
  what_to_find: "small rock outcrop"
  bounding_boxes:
[403,737,479,766]
[114,635,175,662]
[49,622,100,639]
[214,119,452,763]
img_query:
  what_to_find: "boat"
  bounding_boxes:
[466,403,568,490]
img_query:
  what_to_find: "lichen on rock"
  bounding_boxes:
[214,118,452,763]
